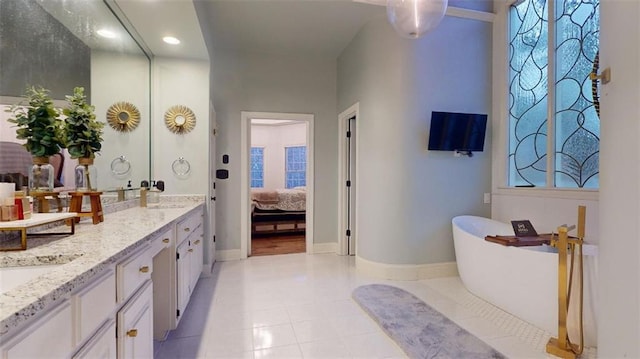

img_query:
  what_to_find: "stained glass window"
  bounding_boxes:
[285,146,306,189]
[250,147,264,188]
[508,0,599,188]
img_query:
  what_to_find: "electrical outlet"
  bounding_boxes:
[483,193,491,204]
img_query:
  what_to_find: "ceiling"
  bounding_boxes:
[113,0,386,60]
[115,0,210,60]
[195,0,386,58]
[112,0,493,61]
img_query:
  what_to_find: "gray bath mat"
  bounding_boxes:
[352,284,506,359]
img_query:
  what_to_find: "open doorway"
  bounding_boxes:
[240,112,314,258]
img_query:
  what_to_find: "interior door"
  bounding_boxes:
[347,116,356,255]
[208,105,217,268]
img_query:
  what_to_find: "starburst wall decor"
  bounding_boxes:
[106,102,140,132]
[164,105,196,134]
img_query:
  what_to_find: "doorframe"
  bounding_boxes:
[240,111,315,258]
[338,103,359,256]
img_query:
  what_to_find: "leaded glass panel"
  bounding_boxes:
[554,0,599,188]
[508,0,599,189]
[508,0,548,186]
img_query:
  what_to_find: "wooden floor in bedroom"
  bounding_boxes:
[251,233,306,256]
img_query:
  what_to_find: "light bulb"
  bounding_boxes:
[163,36,181,45]
[96,29,117,39]
[386,0,448,39]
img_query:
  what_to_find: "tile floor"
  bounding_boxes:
[154,253,596,359]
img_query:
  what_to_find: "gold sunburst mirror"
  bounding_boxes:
[106,102,141,132]
[164,105,196,134]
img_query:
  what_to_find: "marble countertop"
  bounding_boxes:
[0,195,205,337]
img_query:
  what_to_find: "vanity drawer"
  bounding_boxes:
[117,246,153,303]
[149,226,173,257]
[176,211,202,245]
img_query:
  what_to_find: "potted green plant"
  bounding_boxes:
[63,87,104,191]
[7,86,64,191]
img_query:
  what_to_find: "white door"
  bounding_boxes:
[338,104,359,256]
[176,240,190,322]
[117,281,153,359]
[347,116,357,255]
[208,105,217,268]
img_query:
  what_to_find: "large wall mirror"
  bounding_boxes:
[0,0,151,193]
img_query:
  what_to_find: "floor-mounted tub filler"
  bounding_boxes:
[451,213,598,349]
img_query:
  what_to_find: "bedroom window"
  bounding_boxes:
[285,146,306,189]
[508,0,600,189]
[250,147,264,188]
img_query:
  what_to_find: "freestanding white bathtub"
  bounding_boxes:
[452,215,598,347]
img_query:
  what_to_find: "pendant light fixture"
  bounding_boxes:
[386,0,448,39]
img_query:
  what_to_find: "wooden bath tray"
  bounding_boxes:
[484,234,554,247]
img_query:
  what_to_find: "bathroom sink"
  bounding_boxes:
[0,254,82,295]
[146,203,187,209]
[0,264,62,295]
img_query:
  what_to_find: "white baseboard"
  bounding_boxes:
[312,242,337,254]
[355,255,459,280]
[215,249,242,261]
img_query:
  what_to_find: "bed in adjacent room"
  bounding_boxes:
[251,187,306,235]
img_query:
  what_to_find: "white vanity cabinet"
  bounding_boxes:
[1,270,116,359]
[117,280,154,359]
[175,209,204,324]
[151,226,175,340]
[0,203,205,359]
[73,320,116,359]
[0,301,73,358]
[115,241,159,359]
[72,269,117,356]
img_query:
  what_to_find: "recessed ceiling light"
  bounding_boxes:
[97,29,117,39]
[163,36,180,45]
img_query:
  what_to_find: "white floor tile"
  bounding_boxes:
[291,318,340,343]
[253,323,298,350]
[484,335,549,358]
[253,344,302,359]
[330,313,380,337]
[286,303,326,322]
[155,336,207,359]
[249,308,292,328]
[154,253,594,359]
[299,339,351,359]
[342,331,406,358]
[205,328,254,356]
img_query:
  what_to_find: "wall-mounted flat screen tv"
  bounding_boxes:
[428,111,488,153]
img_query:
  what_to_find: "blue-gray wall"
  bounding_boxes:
[337,15,492,265]
[210,49,338,251]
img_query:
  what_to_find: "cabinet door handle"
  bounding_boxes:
[162,238,170,243]
[184,227,190,232]
[127,329,138,337]
[139,266,150,273]
[194,239,201,245]
[188,248,194,253]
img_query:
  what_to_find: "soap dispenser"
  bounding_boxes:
[148,180,161,207]
[125,180,133,200]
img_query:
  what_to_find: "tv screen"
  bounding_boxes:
[428,111,488,152]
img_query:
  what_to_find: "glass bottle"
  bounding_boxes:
[75,158,98,192]
[29,157,54,192]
